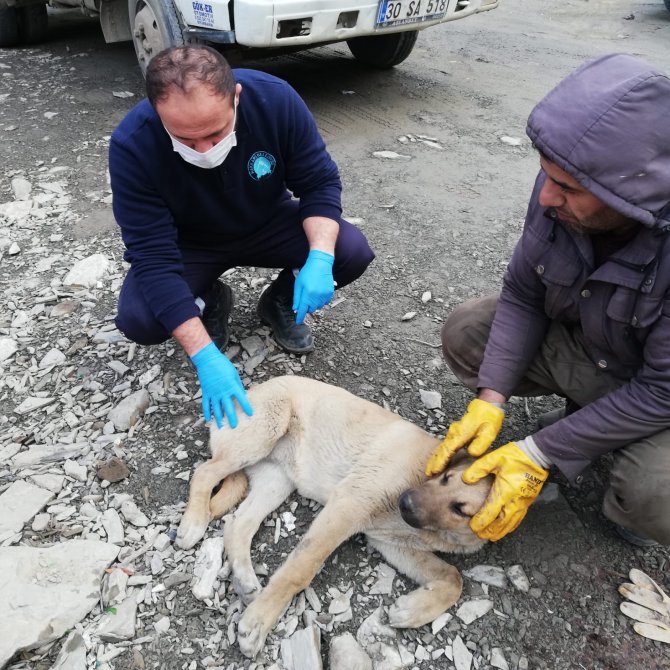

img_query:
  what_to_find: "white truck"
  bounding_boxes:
[0,0,498,72]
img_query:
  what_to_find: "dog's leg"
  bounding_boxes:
[176,458,241,549]
[210,471,249,519]
[368,538,463,628]
[225,462,294,604]
[237,496,365,658]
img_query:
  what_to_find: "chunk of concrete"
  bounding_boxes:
[0,540,119,667]
[97,595,138,642]
[107,390,150,431]
[0,480,54,542]
[330,632,372,670]
[281,626,322,670]
[50,631,87,670]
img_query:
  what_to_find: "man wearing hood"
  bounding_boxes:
[425,53,670,547]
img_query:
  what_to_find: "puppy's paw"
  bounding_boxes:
[238,602,271,658]
[175,509,210,549]
[232,571,262,604]
[388,589,446,628]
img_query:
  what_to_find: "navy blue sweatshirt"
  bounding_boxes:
[109,69,342,333]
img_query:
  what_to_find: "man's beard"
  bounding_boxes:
[557,208,637,236]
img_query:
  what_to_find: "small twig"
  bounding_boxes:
[405,338,441,349]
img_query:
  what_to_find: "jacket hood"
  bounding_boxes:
[526,53,670,229]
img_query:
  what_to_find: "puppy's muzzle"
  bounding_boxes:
[399,489,423,528]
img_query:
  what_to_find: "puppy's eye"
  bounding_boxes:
[450,502,469,518]
[441,473,451,485]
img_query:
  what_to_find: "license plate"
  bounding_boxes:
[376,0,448,27]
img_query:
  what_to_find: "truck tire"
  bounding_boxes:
[17,4,48,44]
[347,31,418,68]
[0,7,20,47]
[129,0,185,74]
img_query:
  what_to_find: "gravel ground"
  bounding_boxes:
[1,1,670,668]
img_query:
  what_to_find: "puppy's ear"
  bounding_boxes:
[448,450,475,468]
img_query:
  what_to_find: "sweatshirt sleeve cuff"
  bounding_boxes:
[299,203,342,223]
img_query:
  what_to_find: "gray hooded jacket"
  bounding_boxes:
[477,54,670,480]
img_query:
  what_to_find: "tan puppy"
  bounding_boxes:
[176,376,491,658]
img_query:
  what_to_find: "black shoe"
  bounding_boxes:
[537,400,581,430]
[256,270,314,354]
[615,524,659,548]
[202,280,233,352]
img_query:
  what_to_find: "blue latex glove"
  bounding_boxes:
[191,343,253,429]
[293,250,335,325]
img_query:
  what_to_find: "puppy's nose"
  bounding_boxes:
[399,490,422,528]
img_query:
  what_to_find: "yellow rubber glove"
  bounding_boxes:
[425,398,504,476]
[462,442,548,541]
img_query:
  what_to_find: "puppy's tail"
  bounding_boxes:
[209,471,248,519]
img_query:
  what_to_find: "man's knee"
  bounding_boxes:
[115,307,170,346]
[603,438,670,544]
[333,221,375,287]
[441,295,498,371]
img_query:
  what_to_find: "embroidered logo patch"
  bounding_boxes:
[247,151,276,181]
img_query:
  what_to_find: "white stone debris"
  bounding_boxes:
[419,389,442,410]
[191,536,225,601]
[0,480,54,543]
[14,396,57,415]
[280,626,322,670]
[31,513,50,532]
[463,565,508,589]
[154,615,171,634]
[401,311,416,321]
[369,563,396,595]
[120,499,150,527]
[452,635,473,670]
[12,442,89,468]
[50,631,87,670]
[107,389,150,430]
[431,611,452,634]
[62,253,110,287]
[280,510,296,531]
[30,473,65,493]
[330,632,372,670]
[328,586,353,615]
[304,586,322,613]
[421,290,432,303]
[112,91,135,98]
[0,540,119,666]
[101,508,125,545]
[365,641,408,669]
[506,564,531,592]
[490,647,511,670]
[39,347,66,368]
[102,568,129,606]
[240,334,265,356]
[373,150,411,160]
[499,135,523,146]
[0,199,32,221]
[0,336,18,362]
[11,176,32,200]
[356,607,397,649]
[455,598,494,625]
[108,360,129,375]
[97,594,138,641]
[63,458,88,482]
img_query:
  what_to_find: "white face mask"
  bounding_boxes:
[167,103,237,169]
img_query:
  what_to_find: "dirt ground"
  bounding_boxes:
[2,0,670,668]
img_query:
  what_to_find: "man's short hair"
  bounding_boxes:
[145,46,236,107]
